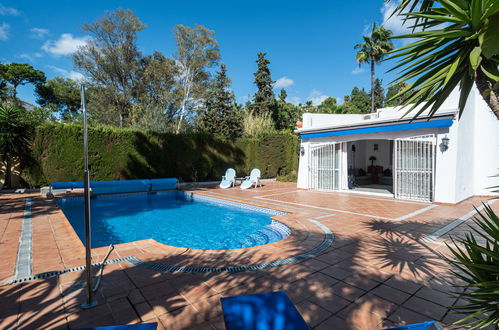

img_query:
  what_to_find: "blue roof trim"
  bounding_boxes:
[300,118,453,140]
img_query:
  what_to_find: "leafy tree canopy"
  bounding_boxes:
[35,77,81,120]
[173,24,220,133]
[74,8,145,127]
[347,87,371,114]
[0,63,45,98]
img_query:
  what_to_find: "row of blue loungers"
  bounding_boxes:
[51,178,178,194]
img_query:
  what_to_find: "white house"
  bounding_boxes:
[295,87,499,204]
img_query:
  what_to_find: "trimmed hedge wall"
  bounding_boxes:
[25,123,300,186]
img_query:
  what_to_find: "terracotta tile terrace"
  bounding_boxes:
[0,182,496,329]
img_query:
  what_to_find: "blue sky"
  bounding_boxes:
[0,0,411,106]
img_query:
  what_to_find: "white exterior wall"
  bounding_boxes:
[433,124,459,203]
[472,89,499,196]
[437,87,499,203]
[452,88,476,202]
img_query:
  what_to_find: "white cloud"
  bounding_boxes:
[34,52,43,58]
[42,33,89,56]
[381,0,413,35]
[46,65,85,81]
[0,4,20,16]
[352,66,365,75]
[68,71,85,81]
[0,22,9,40]
[308,90,329,106]
[274,76,294,89]
[30,27,49,39]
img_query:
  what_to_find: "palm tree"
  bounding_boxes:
[387,0,499,119]
[354,23,394,113]
[0,106,33,189]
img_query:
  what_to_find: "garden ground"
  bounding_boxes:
[0,182,496,329]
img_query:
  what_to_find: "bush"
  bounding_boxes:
[277,172,297,182]
[447,204,499,328]
[23,123,299,186]
[243,111,275,137]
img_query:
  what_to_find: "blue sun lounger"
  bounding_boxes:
[221,291,309,330]
[75,322,157,330]
[384,321,442,330]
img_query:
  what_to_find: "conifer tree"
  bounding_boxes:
[199,64,242,138]
[251,52,275,115]
[279,89,287,102]
[371,78,384,110]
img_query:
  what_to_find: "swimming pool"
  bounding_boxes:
[56,191,290,250]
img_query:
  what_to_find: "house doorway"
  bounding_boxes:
[347,140,394,195]
[393,135,436,202]
[308,143,343,191]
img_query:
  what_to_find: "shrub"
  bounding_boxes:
[447,204,499,328]
[23,123,299,186]
[243,111,275,137]
[277,172,297,182]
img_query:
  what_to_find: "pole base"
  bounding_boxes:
[80,300,98,309]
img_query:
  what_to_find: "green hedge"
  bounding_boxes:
[24,123,299,186]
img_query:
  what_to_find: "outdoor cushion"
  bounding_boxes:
[384,321,442,329]
[75,323,157,330]
[221,291,309,330]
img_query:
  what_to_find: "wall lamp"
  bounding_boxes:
[300,146,305,156]
[440,135,450,152]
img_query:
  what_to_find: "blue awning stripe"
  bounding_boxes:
[300,118,453,140]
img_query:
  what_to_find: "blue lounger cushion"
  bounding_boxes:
[150,178,178,191]
[75,322,157,330]
[221,291,309,330]
[384,321,441,330]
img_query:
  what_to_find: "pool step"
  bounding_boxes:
[240,225,287,248]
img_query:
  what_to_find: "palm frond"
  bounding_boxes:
[446,203,499,328]
[386,0,499,118]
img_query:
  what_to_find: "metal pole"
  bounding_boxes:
[80,84,97,309]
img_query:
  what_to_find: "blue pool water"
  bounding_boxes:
[56,191,289,250]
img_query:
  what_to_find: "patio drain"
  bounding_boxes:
[4,256,135,285]
[14,198,33,280]
[4,215,334,284]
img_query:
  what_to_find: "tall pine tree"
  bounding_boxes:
[199,64,242,138]
[251,52,275,116]
[371,78,385,110]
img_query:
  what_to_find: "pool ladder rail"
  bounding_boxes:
[92,244,115,292]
